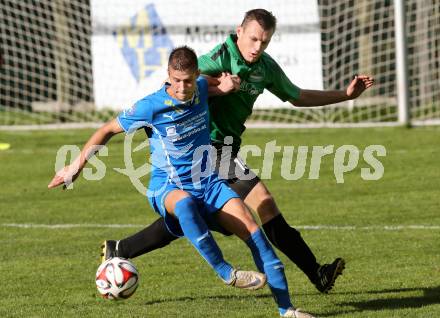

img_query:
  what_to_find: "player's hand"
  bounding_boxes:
[48,164,81,189]
[229,74,241,92]
[346,75,374,99]
[217,72,241,93]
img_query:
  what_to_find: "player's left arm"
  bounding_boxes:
[291,75,374,107]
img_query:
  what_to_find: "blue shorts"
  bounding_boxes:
[147,174,239,237]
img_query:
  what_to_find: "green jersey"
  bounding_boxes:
[198,34,301,153]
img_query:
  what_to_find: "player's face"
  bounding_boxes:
[236,20,274,64]
[167,67,200,101]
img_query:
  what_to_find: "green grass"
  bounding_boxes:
[1,126,439,317]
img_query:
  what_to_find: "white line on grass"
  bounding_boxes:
[298,225,440,230]
[1,223,141,229]
[2,223,440,230]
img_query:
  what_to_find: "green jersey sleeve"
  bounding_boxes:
[198,43,229,76]
[266,59,301,102]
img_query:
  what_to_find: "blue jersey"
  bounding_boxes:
[117,77,214,192]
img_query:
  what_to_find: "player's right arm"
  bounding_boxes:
[266,57,374,107]
[291,75,374,106]
[48,119,123,189]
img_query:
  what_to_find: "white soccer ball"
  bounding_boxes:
[95,257,139,300]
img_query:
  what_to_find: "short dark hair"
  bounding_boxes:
[241,9,277,31]
[168,46,198,73]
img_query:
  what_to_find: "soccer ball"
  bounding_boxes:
[95,257,139,300]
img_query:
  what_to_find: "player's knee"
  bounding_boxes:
[174,196,198,221]
[233,211,259,240]
[234,214,260,240]
[165,190,191,214]
[237,205,260,234]
[256,194,279,219]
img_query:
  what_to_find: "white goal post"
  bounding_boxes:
[1,0,439,129]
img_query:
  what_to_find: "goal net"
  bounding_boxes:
[1,0,439,128]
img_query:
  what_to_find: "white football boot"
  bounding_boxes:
[281,307,316,318]
[223,269,267,290]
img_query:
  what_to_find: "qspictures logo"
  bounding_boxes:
[113,4,174,82]
[53,134,386,196]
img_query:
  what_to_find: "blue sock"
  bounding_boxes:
[246,229,293,314]
[174,197,233,282]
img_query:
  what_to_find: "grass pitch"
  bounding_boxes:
[1,126,439,317]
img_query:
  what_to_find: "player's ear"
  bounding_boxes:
[236,26,242,38]
[195,69,201,77]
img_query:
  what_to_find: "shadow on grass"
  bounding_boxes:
[318,285,440,317]
[144,286,440,316]
[341,285,440,309]
[144,292,273,306]
[328,286,439,296]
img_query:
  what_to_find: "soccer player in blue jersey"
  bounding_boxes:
[106,9,374,295]
[48,46,315,317]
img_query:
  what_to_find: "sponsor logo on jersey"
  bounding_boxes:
[166,126,177,137]
[240,81,264,96]
[114,4,174,83]
[163,113,174,120]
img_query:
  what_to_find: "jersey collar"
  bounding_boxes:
[226,34,246,63]
[227,34,264,79]
[162,82,199,106]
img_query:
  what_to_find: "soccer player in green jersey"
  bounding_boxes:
[103,9,374,294]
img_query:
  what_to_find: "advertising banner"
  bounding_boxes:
[91,0,323,109]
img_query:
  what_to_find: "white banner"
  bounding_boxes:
[91,0,323,110]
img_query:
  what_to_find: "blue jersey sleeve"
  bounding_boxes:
[117,98,154,133]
